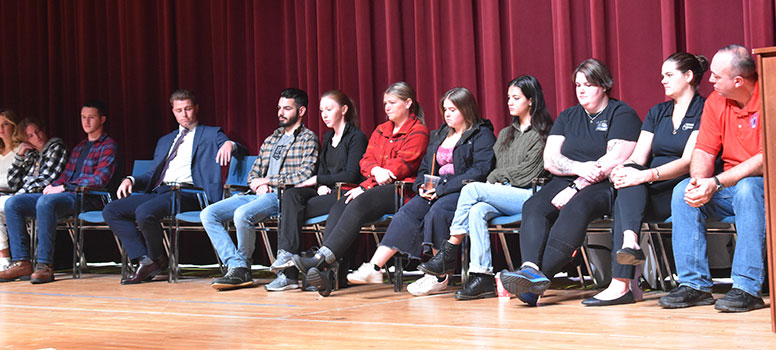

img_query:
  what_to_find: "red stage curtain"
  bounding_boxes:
[0,0,774,264]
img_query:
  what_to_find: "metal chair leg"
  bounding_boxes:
[579,246,598,288]
[393,255,403,292]
[654,228,677,289]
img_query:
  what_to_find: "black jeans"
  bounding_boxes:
[278,187,338,253]
[322,184,398,258]
[519,177,614,278]
[610,165,683,279]
[379,193,459,260]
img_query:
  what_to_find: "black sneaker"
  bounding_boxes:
[658,285,715,308]
[499,267,551,295]
[211,267,254,291]
[714,288,766,312]
[454,273,496,300]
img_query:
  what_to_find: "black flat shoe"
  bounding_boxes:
[616,248,646,265]
[581,291,636,306]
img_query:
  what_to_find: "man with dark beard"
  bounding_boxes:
[201,88,319,291]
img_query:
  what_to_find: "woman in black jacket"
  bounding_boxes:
[346,87,495,297]
[267,90,367,291]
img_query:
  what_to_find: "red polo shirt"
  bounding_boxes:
[695,83,761,171]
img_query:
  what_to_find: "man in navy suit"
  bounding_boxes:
[104,89,243,284]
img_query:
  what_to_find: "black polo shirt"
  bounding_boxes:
[550,99,642,162]
[642,93,705,168]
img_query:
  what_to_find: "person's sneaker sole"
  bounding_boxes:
[658,295,715,308]
[0,274,31,282]
[500,272,550,295]
[269,260,295,274]
[211,280,255,291]
[714,299,766,312]
[454,290,496,300]
[517,292,539,306]
[347,274,383,285]
[265,281,299,292]
[307,267,334,297]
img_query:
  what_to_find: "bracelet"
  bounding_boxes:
[648,168,660,184]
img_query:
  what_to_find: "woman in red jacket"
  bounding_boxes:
[292,81,430,296]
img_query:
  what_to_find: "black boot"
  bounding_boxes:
[454,273,496,300]
[418,241,459,276]
[292,253,325,274]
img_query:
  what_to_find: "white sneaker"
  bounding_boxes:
[347,262,383,284]
[407,274,448,296]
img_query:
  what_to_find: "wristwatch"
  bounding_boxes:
[712,176,724,192]
[568,182,580,192]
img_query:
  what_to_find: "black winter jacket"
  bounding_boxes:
[411,119,496,196]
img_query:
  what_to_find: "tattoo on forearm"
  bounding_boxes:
[553,156,576,173]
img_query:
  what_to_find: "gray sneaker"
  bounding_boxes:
[265,273,299,292]
[270,249,295,273]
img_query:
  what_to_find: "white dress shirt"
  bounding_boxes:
[162,124,197,184]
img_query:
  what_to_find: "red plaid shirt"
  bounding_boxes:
[52,133,118,190]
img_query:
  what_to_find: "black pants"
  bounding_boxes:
[379,193,459,260]
[611,168,683,279]
[322,184,398,258]
[520,177,614,278]
[278,187,337,253]
[103,185,198,261]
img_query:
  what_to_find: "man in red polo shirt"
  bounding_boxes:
[660,45,765,312]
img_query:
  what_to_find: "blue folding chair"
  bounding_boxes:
[167,155,257,282]
[73,160,153,280]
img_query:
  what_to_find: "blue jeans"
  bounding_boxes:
[200,193,278,268]
[449,182,533,274]
[671,177,765,296]
[6,192,77,264]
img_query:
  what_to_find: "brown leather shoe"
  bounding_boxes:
[30,263,54,284]
[0,260,32,282]
[121,257,167,285]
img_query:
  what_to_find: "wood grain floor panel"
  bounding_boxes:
[0,273,774,349]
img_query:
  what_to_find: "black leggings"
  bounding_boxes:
[278,187,338,253]
[322,184,399,258]
[520,177,614,278]
[610,170,683,279]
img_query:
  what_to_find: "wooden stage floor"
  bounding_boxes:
[0,272,774,349]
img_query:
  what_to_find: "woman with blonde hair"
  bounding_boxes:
[0,109,22,269]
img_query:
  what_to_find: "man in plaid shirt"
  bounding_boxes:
[202,88,319,291]
[0,100,117,284]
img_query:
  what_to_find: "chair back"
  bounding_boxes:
[225,155,257,186]
[132,160,154,178]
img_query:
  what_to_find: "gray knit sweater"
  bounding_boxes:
[486,123,546,188]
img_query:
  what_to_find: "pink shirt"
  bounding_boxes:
[437,145,455,175]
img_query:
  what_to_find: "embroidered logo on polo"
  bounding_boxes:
[595,120,608,132]
[750,113,759,129]
[682,123,694,131]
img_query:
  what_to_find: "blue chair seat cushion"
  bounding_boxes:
[490,214,522,226]
[176,211,203,223]
[78,211,106,224]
